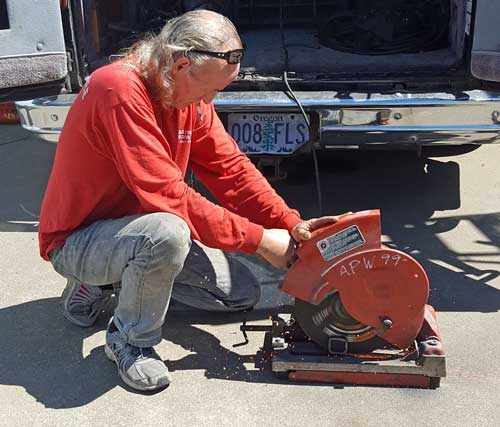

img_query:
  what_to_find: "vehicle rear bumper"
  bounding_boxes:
[15,95,75,143]
[16,90,500,147]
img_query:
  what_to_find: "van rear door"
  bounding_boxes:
[0,0,67,102]
[471,0,500,83]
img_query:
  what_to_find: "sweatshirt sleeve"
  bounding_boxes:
[190,103,303,232]
[97,99,264,254]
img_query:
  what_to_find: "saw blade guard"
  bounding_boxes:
[281,210,429,349]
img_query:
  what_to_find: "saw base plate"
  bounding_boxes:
[268,314,446,389]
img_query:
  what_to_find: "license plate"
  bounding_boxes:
[227,113,309,154]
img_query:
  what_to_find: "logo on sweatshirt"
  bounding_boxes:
[81,75,92,101]
[178,129,192,144]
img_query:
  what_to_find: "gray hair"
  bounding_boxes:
[126,10,242,105]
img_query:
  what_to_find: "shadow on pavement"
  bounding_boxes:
[0,298,117,408]
[389,213,500,313]
[2,128,500,313]
[1,134,499,407]
[276,151,500,313]
[0,299,306,408]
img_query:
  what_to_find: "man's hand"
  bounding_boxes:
[256,228,295,270]
[257,213,352,269]
[291,213,352,242]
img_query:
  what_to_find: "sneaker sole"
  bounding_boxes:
[104,344,170,392]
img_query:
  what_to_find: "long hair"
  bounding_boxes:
[125,10,242,106]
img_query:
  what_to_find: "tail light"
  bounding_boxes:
[0,103,20,124]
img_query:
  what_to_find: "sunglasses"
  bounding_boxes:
[188,48,245,64]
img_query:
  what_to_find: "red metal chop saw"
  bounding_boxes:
[241,210,446,388]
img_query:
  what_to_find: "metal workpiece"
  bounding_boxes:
[271,352,446,378]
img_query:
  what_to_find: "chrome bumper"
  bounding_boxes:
[16,90,500,146]
[16,95,75,143]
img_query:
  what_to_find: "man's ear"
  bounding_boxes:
[171,56,191,78]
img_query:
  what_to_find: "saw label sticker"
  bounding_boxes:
[316,225,365,261]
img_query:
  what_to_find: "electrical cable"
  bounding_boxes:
[279,0,323,215]
[283,71,323,215]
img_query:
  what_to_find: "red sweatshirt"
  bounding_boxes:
[38,62,302,260]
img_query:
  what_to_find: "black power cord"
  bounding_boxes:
[279,0,323,215]
[282,72,323,215]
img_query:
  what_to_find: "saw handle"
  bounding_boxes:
[308,212,352,240]
[291,209,382,264]
[292,212,352,246]
[288,212,351,268]
[293,211,353,250]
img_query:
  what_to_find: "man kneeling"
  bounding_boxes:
[39,10,337,391]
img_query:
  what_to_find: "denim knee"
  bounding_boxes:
[137,212,191,269]
[218,260,261,310]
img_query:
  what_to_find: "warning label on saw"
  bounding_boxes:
[316,225,365,261]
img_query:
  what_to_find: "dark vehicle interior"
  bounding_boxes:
[83,0,468,80]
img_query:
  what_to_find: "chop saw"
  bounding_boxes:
[239,210,446,388]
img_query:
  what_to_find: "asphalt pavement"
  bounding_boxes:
[0,124,499,426]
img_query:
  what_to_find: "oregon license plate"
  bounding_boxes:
[227,113,309,154]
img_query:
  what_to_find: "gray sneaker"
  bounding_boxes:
[104,318,171,391]
[61,280,111,327]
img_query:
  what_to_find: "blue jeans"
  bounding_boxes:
[48,213,260,347]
